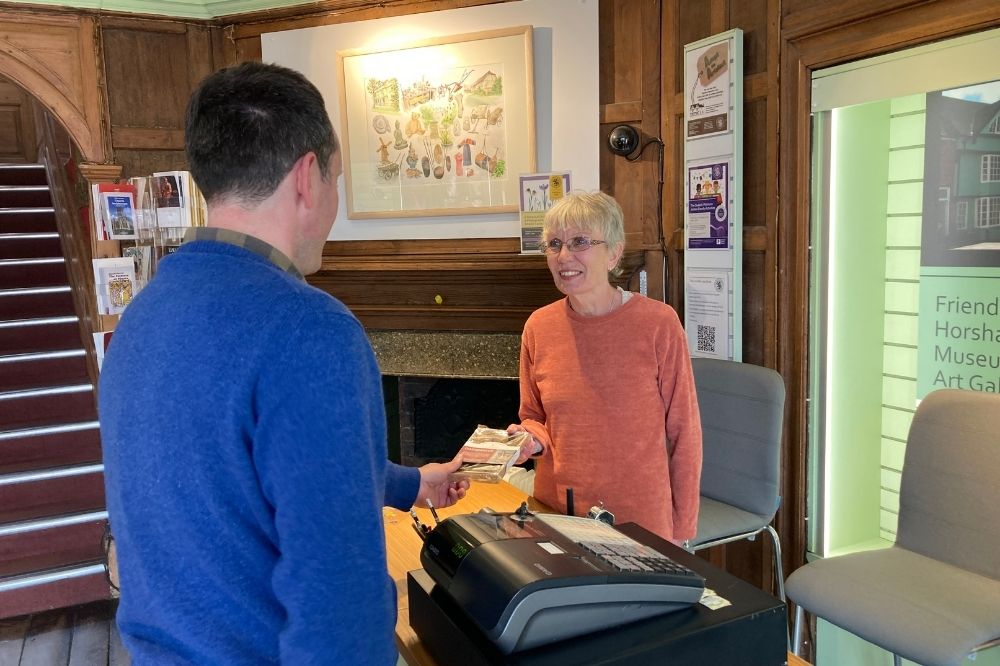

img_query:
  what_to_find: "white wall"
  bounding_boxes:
[262,0,599,240]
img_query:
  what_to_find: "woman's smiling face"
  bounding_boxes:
[544,227,618,300]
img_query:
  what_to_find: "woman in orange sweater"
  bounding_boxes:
[508,191,702,544]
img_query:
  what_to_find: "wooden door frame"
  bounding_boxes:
[777,0,1000,569]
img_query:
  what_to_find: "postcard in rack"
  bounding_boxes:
[90,184,107,241]
[451,425,531,483]
[92,257,136,315]
[128,176,155,238]
[121,243,153,288]
[93,331,113,371]
[152,171,187,229]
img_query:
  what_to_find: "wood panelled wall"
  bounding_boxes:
[631,0,783,591]
[0,75,37,163]
[599,0,667,302]
[2,0,999,598]
[99,16,225,179]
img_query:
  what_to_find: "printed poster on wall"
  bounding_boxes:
[685,38,731,139]
[519,172,570,254]
[686,271,729,359]
[687,161,730,249]
[916,81,1000,398]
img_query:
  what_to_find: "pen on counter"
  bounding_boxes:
[426,498,441,525]
[566,487,575,517]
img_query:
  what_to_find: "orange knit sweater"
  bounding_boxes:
[518,294,702,541]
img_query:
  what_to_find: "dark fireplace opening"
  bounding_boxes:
[383,376,401,463]
[393,376,520,467]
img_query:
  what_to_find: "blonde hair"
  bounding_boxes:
[543,190,625,276]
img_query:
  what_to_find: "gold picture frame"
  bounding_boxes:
[337,26,536,219]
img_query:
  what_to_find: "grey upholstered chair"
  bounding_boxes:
[786,388,1000,666]
[687,358,787,601]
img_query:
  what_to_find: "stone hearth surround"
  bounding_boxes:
[368,331,521,467]
[367,330,519,380]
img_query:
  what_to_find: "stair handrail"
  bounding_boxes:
[33,101,101,388]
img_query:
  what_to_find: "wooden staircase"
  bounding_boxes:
[0,163,110,619]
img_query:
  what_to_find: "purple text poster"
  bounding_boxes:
[687,162,729,249]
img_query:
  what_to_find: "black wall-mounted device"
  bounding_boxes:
[607,124,641,157]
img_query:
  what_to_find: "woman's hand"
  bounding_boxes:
[508,424,542,464]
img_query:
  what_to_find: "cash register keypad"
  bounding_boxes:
[579,541,692,575]
[533,514,696,578]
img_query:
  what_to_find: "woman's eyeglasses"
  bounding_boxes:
[540,237,607,254]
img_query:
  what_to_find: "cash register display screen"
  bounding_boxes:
[426,514,544,578]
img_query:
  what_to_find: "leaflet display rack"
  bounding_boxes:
[89,171,206,367]
[682,29,743,362]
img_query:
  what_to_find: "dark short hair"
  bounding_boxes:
[185,61,339,205]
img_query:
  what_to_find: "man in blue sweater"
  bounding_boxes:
[100,61,468,664]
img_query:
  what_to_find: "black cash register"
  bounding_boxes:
[419,510,706,654]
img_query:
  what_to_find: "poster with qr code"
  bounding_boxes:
[686,271,729,359]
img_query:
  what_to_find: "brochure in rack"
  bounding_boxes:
[92,257,136,315]
[102,191,138,240]
[90,182,137,241]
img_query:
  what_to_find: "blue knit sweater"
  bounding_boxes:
[100,239,419,665]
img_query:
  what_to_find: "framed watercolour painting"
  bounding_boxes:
[337,26,536,219]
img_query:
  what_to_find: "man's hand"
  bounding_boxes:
[416,454,470,509]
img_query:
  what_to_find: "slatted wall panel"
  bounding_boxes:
[879,94,925,541]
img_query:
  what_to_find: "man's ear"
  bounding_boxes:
[293,152,318,209]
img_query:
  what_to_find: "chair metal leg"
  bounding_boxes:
[764,525,790,652]
[765,525,785,602]
[793,604,804,657]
